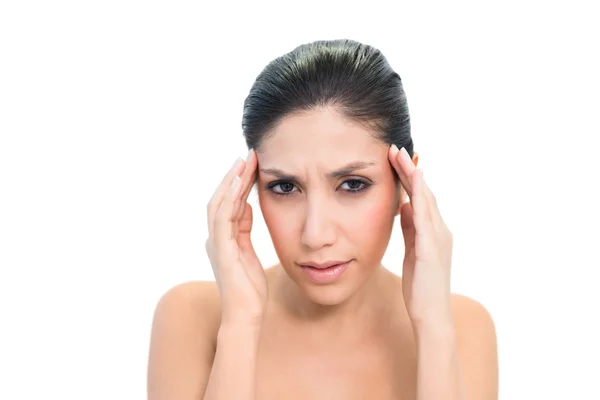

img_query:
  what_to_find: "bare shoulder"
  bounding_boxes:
[147,280,221,400]
[153,280,222,324]
[150,280,222,341]
[450,293,496,335]
[450,293,499,399]
[450,293,497,352]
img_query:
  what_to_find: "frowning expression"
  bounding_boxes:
[256,107,401,304]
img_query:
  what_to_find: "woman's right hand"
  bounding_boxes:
[205,149,268,329]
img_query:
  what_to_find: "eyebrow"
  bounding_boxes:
[260,161,376,181]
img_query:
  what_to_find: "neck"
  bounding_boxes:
[273,263,395,332]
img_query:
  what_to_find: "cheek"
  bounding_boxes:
[355,197,395,238]
[258,185,397,256]
[347,188,397,257]
[258,194,295,246]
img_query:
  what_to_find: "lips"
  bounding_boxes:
[298,260,352,284]
[298,260,351,269]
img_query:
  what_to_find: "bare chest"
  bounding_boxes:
[255,325,417,400]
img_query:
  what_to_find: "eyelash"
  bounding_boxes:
[266,179,371,197]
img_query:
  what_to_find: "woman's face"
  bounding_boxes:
[256,108,402,305]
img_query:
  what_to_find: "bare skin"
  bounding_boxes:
[147,108,498,399]
[256,264,416,399]
[148,266,496,399]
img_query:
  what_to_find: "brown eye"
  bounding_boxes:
[346,180,362,190]
[268,181,298,196]
[279,182,294,192]
[340,179,370,194]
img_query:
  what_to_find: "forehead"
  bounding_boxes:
[258,108,383,164]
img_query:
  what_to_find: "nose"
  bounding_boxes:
[301,197,337,250]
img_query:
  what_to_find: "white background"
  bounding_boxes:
[1,1,599,399]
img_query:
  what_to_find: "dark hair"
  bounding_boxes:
[241,39,414,159]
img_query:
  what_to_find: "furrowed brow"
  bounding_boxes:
[327,161,376,179]
[260,161,376,181]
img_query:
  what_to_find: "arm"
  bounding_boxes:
[148,149,266,399]
[201,148,267,399]
[413,295,498,400]
[202,324,262,400]
[146,282,263,400]
[147,281,221,400]
[413,316,465,400]
[387,146,498,399]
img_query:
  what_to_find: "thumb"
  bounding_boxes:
[237,203,258,261]
[238,202,253,236]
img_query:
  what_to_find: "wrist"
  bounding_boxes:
[220,308,265,331]
[218,321,263,341]
[411,312,455,338]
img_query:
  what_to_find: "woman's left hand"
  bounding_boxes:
[388,144,454,330]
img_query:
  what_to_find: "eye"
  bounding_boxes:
[268,181,298,196]
[267,178,371,197]
[340,179,370,194]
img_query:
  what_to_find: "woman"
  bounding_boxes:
[147,39,498,399]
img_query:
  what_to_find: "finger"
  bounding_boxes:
[411,169,435,242]
[237,203,256,258]
[395,146,420,198]
[419,172,447,233]
[235,149,258,221]
[391,146,450,244]
[207,157,246,237]
[214,175,243,250]
[399,201,416,251]
[400,200,415,231]
[388,145,412,197]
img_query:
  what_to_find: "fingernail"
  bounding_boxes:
[391,144,399,155]
[232,157,242,169]
[400,147,410,161]
[247,148,254,160]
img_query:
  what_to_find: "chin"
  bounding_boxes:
[301,284,352,306]
[288,265,362,307]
